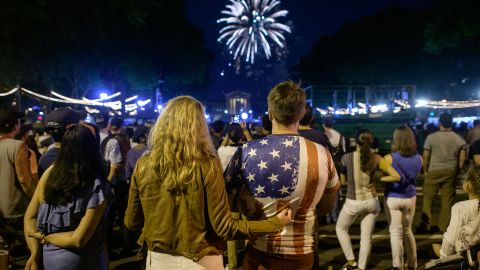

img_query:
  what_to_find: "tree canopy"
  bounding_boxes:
[290,7,480,100]
[424,0,480,54]
[0,0,212,100]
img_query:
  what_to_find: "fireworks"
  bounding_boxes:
[217,0,291,64]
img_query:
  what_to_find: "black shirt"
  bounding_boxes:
[298,129,331,148]
[38,146,60,177]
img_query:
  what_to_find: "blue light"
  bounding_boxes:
[99,93,108,99]
[137,100,143,106]
[205,114,210,119]
[157,104,163,110]
[429,112,435,117]
[224,110,228,114]
[248,110,252,114]
[241,112,248,120]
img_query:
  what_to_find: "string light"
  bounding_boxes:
[84,92,121,102]
[124,95,138,102]
[416,99,480,109]
[0,87,19,97]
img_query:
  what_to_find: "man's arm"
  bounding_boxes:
[15,144,38,199]
[316,187,339,215]
[107,163,120,183]
[106,140,123,182]
[423,149,431,174]
[458,148,466,171]
[317,152,341,215]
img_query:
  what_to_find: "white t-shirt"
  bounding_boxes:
[325,128,346,151]
[100,132,122,164]
[441,199,480,257]
[217,145,240,171]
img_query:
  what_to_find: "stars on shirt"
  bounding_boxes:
[280,161,292,171]
[241,162,247,170]
[225,135,301,198]
[269,148,280,158]
[255,185,265,194]
[268,173,279,183]
[248,148,257,157]
[278,185,290,195]
[257,160,268,170]
[282,139,293,147]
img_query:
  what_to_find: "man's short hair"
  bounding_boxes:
[323,117,334,128]
[439,113,453,129]
[110,117,123,130]
[261,114,272,132]
[212,120,226,133]
[0,109,24,134]
[474,119,480,127]
[267,81,306,126]
[299,104,313,126]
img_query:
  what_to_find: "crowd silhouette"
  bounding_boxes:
[0,81,479,270]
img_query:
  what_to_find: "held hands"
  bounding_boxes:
[276,208,292,225]
[28,231,47,245]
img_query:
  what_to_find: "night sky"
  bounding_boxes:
[187,0,437,100]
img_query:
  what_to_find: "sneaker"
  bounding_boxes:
[340,261,358,270]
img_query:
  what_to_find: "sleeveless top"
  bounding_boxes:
[0,138,29,218]
[385,152,422,198]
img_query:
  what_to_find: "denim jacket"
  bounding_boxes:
[124,155,283,262]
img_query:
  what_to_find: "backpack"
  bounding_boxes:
[329,134,345,171]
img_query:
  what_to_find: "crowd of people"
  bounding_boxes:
[0,80,479,270]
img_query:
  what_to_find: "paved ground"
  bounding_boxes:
[3,174,468,270]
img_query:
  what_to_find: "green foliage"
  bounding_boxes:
[424,0,480,54]
[290,7,480,99]
[0,0,211,100]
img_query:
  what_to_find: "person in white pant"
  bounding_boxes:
[336,128,400,270]
[384,126,423,270]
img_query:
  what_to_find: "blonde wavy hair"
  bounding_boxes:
[147,96,218,191]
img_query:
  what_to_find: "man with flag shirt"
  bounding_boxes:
[224,81,340,270]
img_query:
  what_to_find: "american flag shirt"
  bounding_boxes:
[224,134,340,255]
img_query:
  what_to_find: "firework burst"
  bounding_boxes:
[217,0,291,64]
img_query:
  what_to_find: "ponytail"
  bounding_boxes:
[355,128,374,173]
[360,139,372,172]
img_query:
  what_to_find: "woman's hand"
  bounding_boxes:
[25,255,40,270]
[28,231,42,239]
[276,208,292,225]
[28,231,47,245]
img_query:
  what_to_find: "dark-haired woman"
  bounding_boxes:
[217,122,251,171]
[24,124,113,270]
[336,128,400,270]
[384,126,422,270]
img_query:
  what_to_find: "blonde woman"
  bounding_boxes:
[124,96,291,270]
[384,126,422,270]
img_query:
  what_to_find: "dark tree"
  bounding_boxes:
[290,7,480,100]
[424,0,480,54]
[0,0,212,100]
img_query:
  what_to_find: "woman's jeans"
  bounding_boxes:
[385,196,417,269]
[336,198,380,269]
